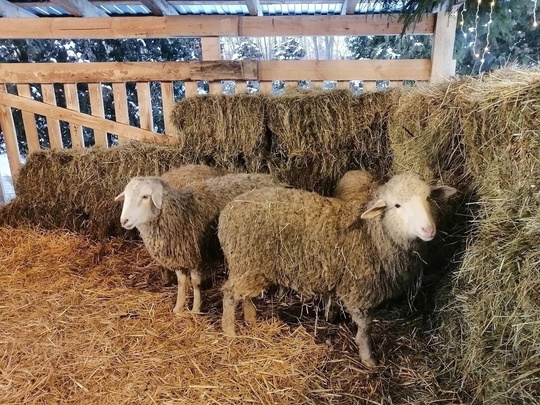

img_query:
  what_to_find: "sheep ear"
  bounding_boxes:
[114,192,125,202]
[151,189,163,210]
[361,199,386,219]
[430,185,457,201]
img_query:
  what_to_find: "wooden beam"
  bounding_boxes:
[0,61,258,84]
[141,0,178,16]
[430,11,458,81]
[0,86,22,182]
[244,0,261,16]
[0,14,435,39]
[341,0,359,15]
[0,0,37,18]
[136,82,153,132]
[41,84,64,149]
[64,84,85,148]
[49,0,108,17]
[0,91,177,144]
[16,84,41,153]
[258,59,431,81]
[88,83,107,147]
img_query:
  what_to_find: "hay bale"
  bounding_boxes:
[0,142,192,239]
[390,68,540,402]
[266,88,394,195]
[171,93,268,173]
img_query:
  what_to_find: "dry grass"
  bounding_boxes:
[171,93,268,173]
[266,88,394,195]
[0,226,465,404]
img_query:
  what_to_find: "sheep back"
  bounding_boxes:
[160,164,227,189]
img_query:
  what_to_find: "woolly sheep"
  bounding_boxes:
[218,172,456,367]
[115,173,285,313]
[160,164,227,188]
[333,170,376,203]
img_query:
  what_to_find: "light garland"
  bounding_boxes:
[479,0,495,73]
[459,1,467,38]
[472,0,482,59]
[534,0,538,27]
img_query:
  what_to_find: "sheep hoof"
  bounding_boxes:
[222,326,237,338]
[173,305,184,314]
[361,356,378,368]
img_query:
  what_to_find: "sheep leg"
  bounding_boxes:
[221,281,237,337]
[190,269,202,313]
[173,270,188,313]
[351,310,377,367]
[243,298,257,325]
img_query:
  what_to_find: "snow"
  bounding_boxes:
[0,153,15,203]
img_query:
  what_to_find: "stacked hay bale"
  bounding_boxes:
[390,69,540,403]
[266,88,394,195]
[171,93,268,173]
[0,142,190,239]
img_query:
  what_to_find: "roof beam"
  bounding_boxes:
[140,0,178,16]
[245,0,261,16]
[341,0,359,15]
[49,0,108,17]
[0,0,37,17]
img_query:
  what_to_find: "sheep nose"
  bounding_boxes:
[422,225,435,237]
[121,218,129,226]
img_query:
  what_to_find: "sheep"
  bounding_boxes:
[218,172,456,367]
[333,169,376,203]
[114,172,285,313]
[160,164,227,188]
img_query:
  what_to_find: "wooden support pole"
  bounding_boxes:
[0,85,22,182]
[88,83,108,147]
[430,10,458,81]
[201,37,223,95]
[41,84,64,149]
[16,84,41,153]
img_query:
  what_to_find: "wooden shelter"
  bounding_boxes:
[0,0,458,182]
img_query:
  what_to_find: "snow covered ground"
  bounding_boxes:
[0,153,15,203]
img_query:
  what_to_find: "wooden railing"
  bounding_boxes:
[0,12,458,183]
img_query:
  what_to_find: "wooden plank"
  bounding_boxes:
[16,84,41,153]
[161,81,175,135]
[64,84,85,149]
[311,80,324,89]
[184,81,198,98]
[258,59,431,81]
[431,11,458,82]
[341,0,359,15]
[244,0,261,16]
[0,0,37,18]
[389,80,403,88]
[0,61,257,84]
[41,84,64,149]
[88,83,107,147]
[136,82,154,132]
[49,0,108,17]
[236,81,247,94]
[208,82,222,94]
[337,81,350,90]
[239,14,435,36]
[141,0,179,15]
[112,83,130,144]
[201,37,221,60]
[363,81,377,92]
[259,81,272,94]
[0,91,177,145]
[0,86,22,182]
[0,14,435,39]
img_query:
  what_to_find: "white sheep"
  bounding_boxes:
[115,172,285,313]
[218,172,456,367]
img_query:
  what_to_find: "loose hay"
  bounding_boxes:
[0,226,465,404]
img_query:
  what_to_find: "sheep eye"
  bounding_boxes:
[394,204,401,208]
[142,195,150,200]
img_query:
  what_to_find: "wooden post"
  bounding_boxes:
[112,83,129,144]
[161,81,174,135]
[88,83,107,147]
[201,37,222,94]
[184,81,198,98]
[0,85,21,182]
[41,84,64,149]
[363,81,377,92]
[136,82,154,133]
[431,8,458,82]
[16,84,41,153]
[64,84,84,149]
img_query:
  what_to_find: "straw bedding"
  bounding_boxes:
[0,226,463,404]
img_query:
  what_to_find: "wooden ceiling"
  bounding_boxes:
[0,1,380,18]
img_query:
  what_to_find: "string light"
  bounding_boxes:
[460,2,468,38]
[472,0,482,58]
[479,1,495,73]
[534,0,538,28]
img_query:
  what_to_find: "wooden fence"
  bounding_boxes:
[0,12,458,182]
